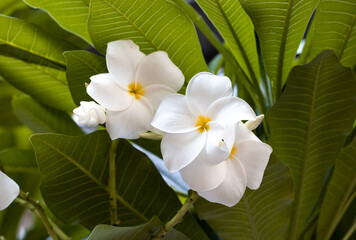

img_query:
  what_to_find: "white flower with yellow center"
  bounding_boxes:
[87,40,184,139]
[0,171,19,210]
[180,120,272,207]
[151,72,257,172]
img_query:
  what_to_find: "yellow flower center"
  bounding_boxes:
[128,82,145,100]
[195,115,211,132]
[229,144,237,159]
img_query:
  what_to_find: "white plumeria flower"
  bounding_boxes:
[87,40,184,140]
[0,171,20,210]
[180,121,272,207]
[151,72,257,172]
[73,101,106,127]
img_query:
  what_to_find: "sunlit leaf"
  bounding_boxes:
[194,154,293,240]
[23,0,91,43]
[30,131,208,239]
[300,0,356,68]
[12,95,82,135]
[88,0,208,81]
[239,0,318,98]
[268,50,356,240]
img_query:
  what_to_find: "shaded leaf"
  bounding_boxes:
[0,80,22,127]
[196,0,259,82]
[0,148,38,174]
[317,137,356,240]
[23,0,91,43]
[0,15,77,65]
[268,50,356,240]
[64,50,106,106]
[87,216,188,240]
[88,0,208,81]
[30,131,208,239]
[0,55,76,111]
[194,153,293,240]
[240,0,318,98]
[300,0,356,68]
[12,95,82,135]
[0,0,27,15]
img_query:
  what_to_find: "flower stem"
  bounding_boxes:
[109,139,120,225]
[152,191,199,239]
[17,190,70,240]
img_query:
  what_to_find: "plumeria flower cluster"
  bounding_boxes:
[0,171,19,211]
[73,40,272,207]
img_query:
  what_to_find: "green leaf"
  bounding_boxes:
[0,55,76,111]
[239,0,318,98]
[300,0,356,68]
[0,0,27,15]
[196,0,260,83]
[64,50,107,106]
[267,50,356,240]
[87,216,188,240]
[88,0,208,81]
[317,137,356,240]
[0,80,22,126]
[30,131,208,239]
[23,0,91,43]
[0,15,77,65]
[0,148,39,174]
[194,154,293,240]
[12,95,82,135]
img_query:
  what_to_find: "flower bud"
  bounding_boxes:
[73,101,106,127]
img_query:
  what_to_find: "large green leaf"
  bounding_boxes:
[317,137,356,240]
[0,0,27,15]
[88,0,208,81]
[0,148,38,174]
[64,50,107,106]
[267,50,356,240]
[12,95,82,135]
[194,154,293,240]
[300,0,356,68]
[196,0,259,82]
[239,0,318,98]
[0,15,77,65]
[87,216,188,240]
[23,0,91,43]
[0,55,76,111]
[30,131,208,239]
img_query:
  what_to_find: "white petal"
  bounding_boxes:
[245,114,264,131]
[208,96,256,127]
[161,131,206,172]
[235,121,260,144]
[205,122,230,164]
[151,94,197,133]
[73,101,106,127]
[136,51,184,91]
[0,171,19,211]
[106,40,145,88]
[198,160,247,207]
[186,72,232,115]
[88,73,133,111]
[105,98,153,140]
[141,85,176,111]
[180,151,228,191]
[233,141,272,190]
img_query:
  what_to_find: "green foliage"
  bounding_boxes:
[0,148,38,175]
[88,0,208,81]
[194,154,293,240]
[87,216,188,240]
[268,50,356,240]
[30,131,208,239]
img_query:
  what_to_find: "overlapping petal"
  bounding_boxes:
[161,131,206,172]
[235,121,261,144]
[186,72,232,115]
[151,94,197,133]
[87,74,133,111]
[198,160,247,207]
[106,40,145,88]
[136,51,184,91]
[204,122,231,164]
[141,85,176,111]
[0,171,19,211]
[208,96,256,127]
[106,98,153,140]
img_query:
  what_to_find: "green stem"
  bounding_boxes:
[109,139,119,225]
[152,191,199,239]
[17,191,70,240]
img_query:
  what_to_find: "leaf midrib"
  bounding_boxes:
[34,136,148,222]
